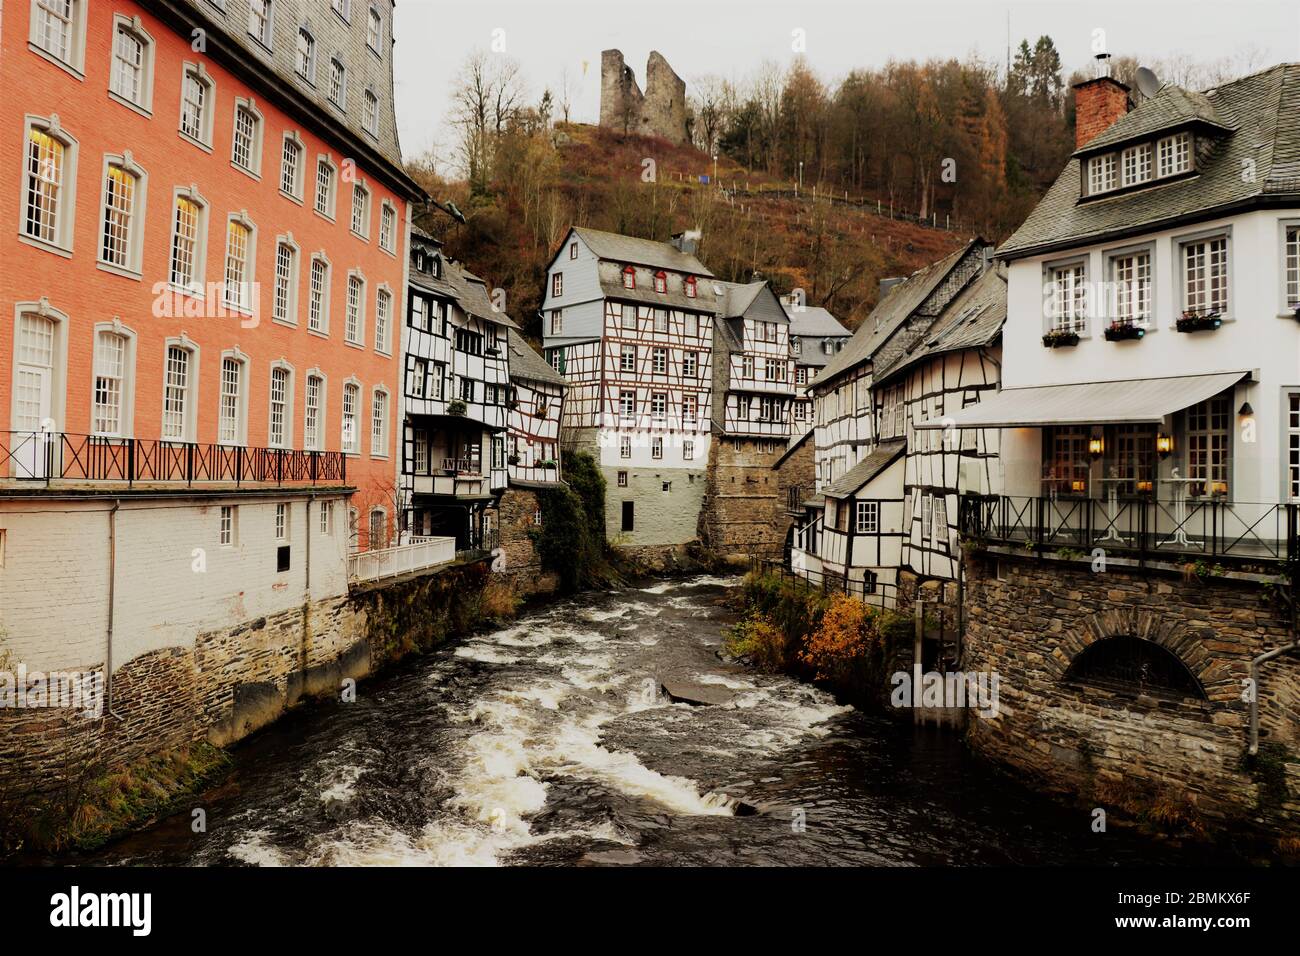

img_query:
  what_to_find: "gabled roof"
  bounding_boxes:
[507,329,565,387]
[784,304,852,339]
[446,263,519,329]
[1000,63,1300,260]
[873,265,1006,387]
[823,440,906,499]
[716,280,789,322]
[569,226,714,276]
[1075,85,1231,156]
[597,262,722,312]
[814,241,984,388]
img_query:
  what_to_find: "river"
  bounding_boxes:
[86,575,1224,866]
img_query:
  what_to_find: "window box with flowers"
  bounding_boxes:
[1103,320,1145,341]
[1041,329,1080,348]
[540,459,558,469]
[1176,310,1222,333]
[447,398,467,416]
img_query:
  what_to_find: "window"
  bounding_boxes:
[413,429,428,473]
[99,162,142,272]
[652,347,667,374]
[220,505,236,546]
[550,310,563,335]
[621,304,636,330]
[651,392,667,422]
[765,358,784,382]
[379,203,396,252]
[23,121,76,250]
[375,288,391,352]
[653,310,668,333]
[162,344,193,440]
[274,241,297,324]
[617,470,628,487]
[683,440,694,461]
[621,501,634,532]
[269,366,290,447]
[342,383,360,453]
[1287,225,1300,310]
[276,502,288,541]
[110,18,153,111]
[1111,250,1151,325]
[180,65,213,146]
[683,351,697,377]
[368,508,386,549]
[619,390,636,419]
[1087,152,1116,194]
[304,374,323,450]
[855,501,879,534]
[617,344,636,373]
[350,183,369,236]
[654,271,667,293]
[223,218,254,311]
[295,28,315,81]
[682,394,697,425]
[552,272,562,297]
[685,314,698,336]
[651,437,663,459]
[1157,132,1191,178]
[796,367,807,386]
[1121,143,1152,187]
[1044,426,1091,492]
[622,266,635,289]
[329,58,346,109]
[363,90,379,136]
[320,500,333,535]
[371,388,388,456]
[218,356,244,444]
[247,0,272,45]
[569,242,578,259]
[1182,236,1229,316]
[619,436,631,459]
[92,331,128,436]
[280,135,303,197]
[760,397,778,421]
[685,276,697,298]
[346,274,364,344]
[933,497,948,544]
[458,377,475,402]
[1048,261,1087,333]
[308,257,330,332]
[1187,393,1230,496]
[742,356,754,379]
[315,156,335,217]
[921,494,933,540]
[367,6,383,51]
[1289,394,1300,501]
[231,104,262,174]
[168,191,205,290]
[331,0,350,19]
[33,0,82,66]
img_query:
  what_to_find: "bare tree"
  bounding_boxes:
[450,50,528,195]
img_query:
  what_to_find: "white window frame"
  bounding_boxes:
[1086,152,1116,195]
[854,500,880,535]
[1120,142,1152,188]
[220,505,237,547]
[350,181,371,239]
[1279,219,1300,315]
[308,252,331,335]
[1106,242,1154,328]
[1287,390,1300,503]
[178,61,215,151]
[96,151,148,277]
[90,320,136,438]
[363,88,379,137]
[273,234,300,326]
[375,284,393,354]
[107,14,155,116]
[345,270,366,346]
[279,131,305,201]
[222,212,258,314]
[167,185,209,295]
[314,154,337,220]
[268,361,295,449]
[161,335,200,442]
[217,349,249,446]
[320,500,333,535]
[20,114,79,256]
[275,502,289,542]
[328,56,347,110]
[304,370,326,451]
[1157,131,1192,178]
[370,386,389,458]
[379,200,397,253]
[1044,257,1089,334]
[295,27,316,84]
[247,0,274,48]
[366,5,383,52]
[230,97,264,178]
[1176,228,1231,319]
[30,0,88,78]
[342,379,361,454]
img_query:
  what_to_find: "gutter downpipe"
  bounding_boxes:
[1249,641,1300,755]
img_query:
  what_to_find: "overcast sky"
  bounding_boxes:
[391,0,1300,166]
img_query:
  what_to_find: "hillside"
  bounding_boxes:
[408,123,969,341]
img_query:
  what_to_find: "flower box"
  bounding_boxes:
[1176,311,1222,333]
[1104,321,1145,341]
[1041,330,1080,348]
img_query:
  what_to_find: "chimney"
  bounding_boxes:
[1074,74,1130,149]
[670,229,701,256]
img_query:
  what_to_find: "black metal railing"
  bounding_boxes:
[959,493,1298,565]
[2,430,346,487]
[751,555,900,609]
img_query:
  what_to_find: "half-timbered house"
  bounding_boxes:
[780,300,851,438]
[506,329,566,486]
[542,227,717,547]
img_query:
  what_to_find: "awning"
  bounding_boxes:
[914,371,1248,429]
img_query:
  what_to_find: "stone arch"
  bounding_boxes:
[1044,607,1229,697]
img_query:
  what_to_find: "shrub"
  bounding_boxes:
[800,593,892,684]
[724,614,788,672]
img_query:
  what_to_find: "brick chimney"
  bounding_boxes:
[1073,76,1130,149]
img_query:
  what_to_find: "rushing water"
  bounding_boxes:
[85,575,1225,867]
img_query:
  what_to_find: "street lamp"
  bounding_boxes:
[798,161,803,193]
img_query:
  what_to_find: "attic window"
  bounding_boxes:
[684,276,697,298]
[569,242,577,259]
[654,271,667,293]
[1087,153,1116,194]
[1084,131,1193,199]
[1121,143,1152,187]
[1157,132,1191,177]
[622,266,635,290]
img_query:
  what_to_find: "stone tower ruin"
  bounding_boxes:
[599,50,688,145]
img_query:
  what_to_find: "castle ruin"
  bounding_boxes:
[599,50,689,145]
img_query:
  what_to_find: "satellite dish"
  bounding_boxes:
[1136,67,1161,99]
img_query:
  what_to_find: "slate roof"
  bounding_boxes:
[822,440,906,498]
[873,265,1007,387]
[597,261,723,312]
[814,241,983,388]
[785,305,851,338]
[1076,85,1230,156]
[1000,63,1300,260]
[571,227,714,276]
[447,264,519,329]
[507,329,565,387]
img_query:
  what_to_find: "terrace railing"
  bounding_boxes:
[2,431,346,487]
[349,535,456,583]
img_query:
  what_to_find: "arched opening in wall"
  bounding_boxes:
[1063,636,1207,701]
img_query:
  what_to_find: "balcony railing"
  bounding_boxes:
[349,535,457,583]
[959,493,1300,566]
[2,430,346,487]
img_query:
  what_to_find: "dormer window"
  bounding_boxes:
[1087,153,1116,195]
[1121,143,1152,187]
[622,266,636,290]
[653,271,667,293]
[1157,132,1191,177]
[415,250,425,272]
[684,276,697,298]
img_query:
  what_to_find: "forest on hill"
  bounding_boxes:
[406,40,1264,341]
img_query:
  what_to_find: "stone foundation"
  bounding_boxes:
[496,486,561,598]
[699,438,787,557]
[961,549,1300,835]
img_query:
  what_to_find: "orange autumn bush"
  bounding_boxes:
[799,593,889,683]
